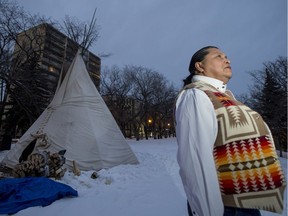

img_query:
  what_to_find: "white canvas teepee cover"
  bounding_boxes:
[2,51,139,171]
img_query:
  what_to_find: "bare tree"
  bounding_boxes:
[151,82,177,139]
[100,65,133,136]
[123,65,177,140]
[0,0,51,133]
[100,65,177,140]
[61,9,100,54]
[0,0,54,149]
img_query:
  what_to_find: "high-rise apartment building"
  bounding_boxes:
[14,23,101,89]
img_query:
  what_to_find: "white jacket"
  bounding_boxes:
[175,75,228,216]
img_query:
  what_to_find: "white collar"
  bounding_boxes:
[192,75,227,93]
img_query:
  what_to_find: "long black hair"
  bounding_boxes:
[183,46,218,86]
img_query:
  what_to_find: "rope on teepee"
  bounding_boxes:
[30,107,56,149]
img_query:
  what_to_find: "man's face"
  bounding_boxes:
[199,48,232,84]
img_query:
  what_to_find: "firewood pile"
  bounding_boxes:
[12,150,67,179]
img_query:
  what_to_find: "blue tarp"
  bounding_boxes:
[0,177,78,214]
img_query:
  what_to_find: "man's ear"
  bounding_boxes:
[195,62,204,73]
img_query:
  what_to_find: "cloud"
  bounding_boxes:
[17,0,287,95]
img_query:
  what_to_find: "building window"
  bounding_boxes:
[48,66,55,72]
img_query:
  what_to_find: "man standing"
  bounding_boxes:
[175,46,286,216]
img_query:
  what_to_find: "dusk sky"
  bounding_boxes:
[16,0,287,95]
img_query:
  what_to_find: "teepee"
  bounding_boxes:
[2,50,139,171]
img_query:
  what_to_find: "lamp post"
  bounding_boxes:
[147,118,153,138]
[167,123,171,137]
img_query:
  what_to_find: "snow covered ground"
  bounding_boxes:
[0,137,287,216]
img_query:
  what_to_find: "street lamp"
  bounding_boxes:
[147,118,153,138]
[167,123,171,137]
